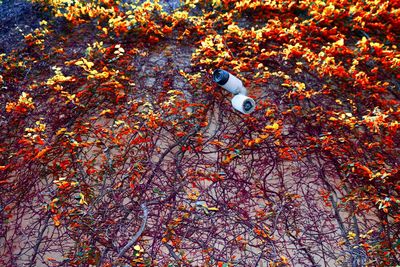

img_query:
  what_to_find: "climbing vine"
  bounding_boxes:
[1,0,399,266]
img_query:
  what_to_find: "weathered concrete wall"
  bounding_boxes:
[0,0,44,53]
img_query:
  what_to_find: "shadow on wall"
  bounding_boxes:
[0,0,44,53]
[0,0,183,53]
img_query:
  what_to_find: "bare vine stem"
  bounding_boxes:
[117,203,149,258]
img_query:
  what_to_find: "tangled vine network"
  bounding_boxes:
[0,0,399,266]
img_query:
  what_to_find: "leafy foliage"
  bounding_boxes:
[0,0,399,266]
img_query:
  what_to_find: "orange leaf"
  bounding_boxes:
[210,140,224,147]
[34,147,51,159]
[162,26,173,34]
[52,214,61,227]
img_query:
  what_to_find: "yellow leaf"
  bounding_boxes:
[100,109,112,115]
[335,39,344,46]
[56,128,67,135]
[134,245,144,252]
[79,193,87,205]
[207,207,219,211]
[83,58,93,69]
[264,123,279,131]
[212,0,221,6]
[347,231,356,240]
[114,120,125,126]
